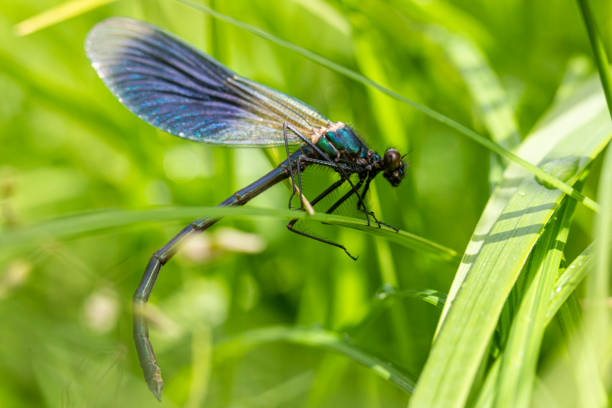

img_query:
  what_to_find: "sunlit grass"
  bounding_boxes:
[14,0,117,36]
[1,0,611,407]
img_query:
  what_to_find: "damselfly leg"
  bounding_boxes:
[282,124,362,258]
[285,177,358,260]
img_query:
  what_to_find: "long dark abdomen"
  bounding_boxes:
[132,147,308,399]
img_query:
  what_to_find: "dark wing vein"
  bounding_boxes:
[86,17,330,146]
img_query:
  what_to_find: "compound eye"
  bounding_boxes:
[384,149,401,170]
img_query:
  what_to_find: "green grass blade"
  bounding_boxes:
[213,326,415,394]
[410,74,612,408]
[0,206,458,262]
[405,0,493,47]
[577,127,612,406]
[170,0,599,212]
[425,25,521,187]
[438,74,612,333]
[554,57,594,104]
[227,373,314,407]
[376,287,447,310]
[546,244,593,324]
[577,0,612,118]
[494,196,576,407]
[186,326,211,408]
[592,122,612,320]
[352,21,415,365]
[473,358,500,408]
[14,0,117,36]
[353,287,446,340]
[474,242,595,408]
[291,0,350,37]
[585,0,612,380]
[353,25,409,152]
[426,26,521,152]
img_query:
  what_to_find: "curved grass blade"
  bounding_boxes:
[350,286,446,342]
[494,195,577,407]
[546,244,593,324]
[577,0,612,118]
[577,129,612,406]
[471,243,595,408]
[576,7,612,402]
[291,0,351,37]
[14,0,117,36]
[374,286,447,310]
[438,72,612,332]
[229,372,314,407]
[328,217,458,262]
[0,206,458,262]
[424,25,521,187]
[403,0,493,48]
[425,26,521,153]
[410,73,612,407]
[171,0,599,212]
[554,57,593,104]
[351,24,416,363]
[213,326,415,394]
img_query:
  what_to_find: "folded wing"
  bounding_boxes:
[85,17,330,146]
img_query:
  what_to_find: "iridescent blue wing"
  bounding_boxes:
[85,17,331,146]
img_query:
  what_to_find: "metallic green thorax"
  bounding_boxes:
[315,124,370,159]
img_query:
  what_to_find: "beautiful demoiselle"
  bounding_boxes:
[86,17,406,399]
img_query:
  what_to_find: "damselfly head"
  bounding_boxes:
[382,148,406,187]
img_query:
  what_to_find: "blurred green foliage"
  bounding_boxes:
[0,0,610,407]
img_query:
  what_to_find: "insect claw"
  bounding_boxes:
[343,247,358,261]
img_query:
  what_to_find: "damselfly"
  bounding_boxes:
[86,17,406,400]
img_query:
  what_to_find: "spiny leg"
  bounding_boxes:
[325,176,366,215]
[303,177,345,208]
[286,123,337,164]
[285,124,358,188]
[294,155,355,173]
[283,125,367,214]
[354,175,376,227]
[280,124,371,256]
[319,174,375,229]
[307,176,403,251]
[295,155,304,209]
[286,178,358,258]
[355,177,400,232]
[287,177,345,213]
[330,173,382,229]
[283,123,321,212]
[287,165,395,232]
[283,122,299,208]
[287,221,358,260]
[287,152,313,213]
[287,177,368,260]
[291,155,366,218]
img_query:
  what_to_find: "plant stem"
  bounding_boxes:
[577,0,612,120]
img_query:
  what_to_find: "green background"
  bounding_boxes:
[1,0,610,407]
